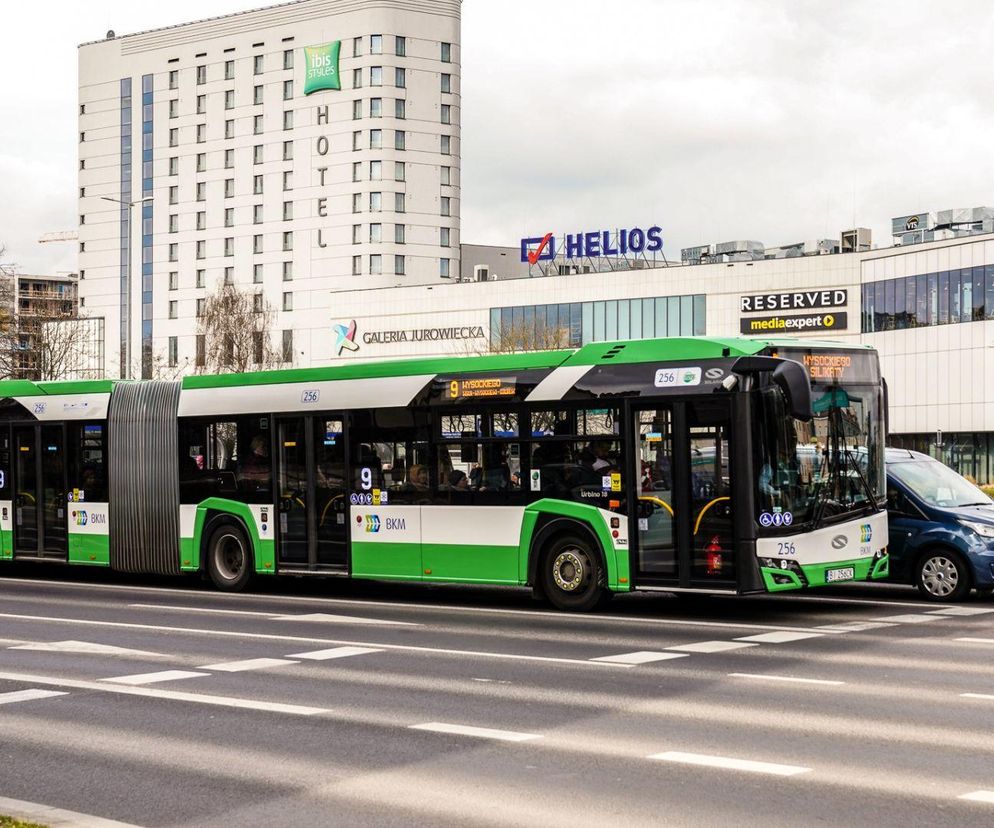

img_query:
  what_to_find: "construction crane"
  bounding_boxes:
[38,231,78,244]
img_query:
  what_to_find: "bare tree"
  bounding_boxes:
[196,280,281,374]
[488,321,571,354]
[35,318,99,381]
[0,246,17,379]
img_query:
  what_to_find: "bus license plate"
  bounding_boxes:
[826,567,855,583]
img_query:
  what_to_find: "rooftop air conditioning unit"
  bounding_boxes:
[474,265,490,282]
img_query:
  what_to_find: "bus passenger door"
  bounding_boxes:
[633,407,679,582]
[687,400,735,586]
[12,423,67,559]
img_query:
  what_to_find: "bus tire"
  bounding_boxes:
[205,521,254,592]
[915,547,970,602]
[541,534,604,612]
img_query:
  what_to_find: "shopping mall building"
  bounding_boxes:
[75,1,994,482]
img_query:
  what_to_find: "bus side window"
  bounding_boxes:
[67,422,108,502]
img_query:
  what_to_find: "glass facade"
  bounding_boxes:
[489,294,706,350]
[890,433,994,486]
[862,264,994,332]
[141,74,153,379]
[119,78,132,379]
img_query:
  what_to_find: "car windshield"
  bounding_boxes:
[889,459,993,509]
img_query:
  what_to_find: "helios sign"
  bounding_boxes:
[304,41,341,95]
[520,225,663,264]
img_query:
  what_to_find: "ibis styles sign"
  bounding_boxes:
[304,41,341,95]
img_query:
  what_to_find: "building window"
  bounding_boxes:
[196,211,206,230]
[441,73,451,93]
[369,223,382,243]
[395,161,406,182]
[282,171,293,191]
[395,255,406,275]
[352,224,361,244]
[353,36,362,58]
[168,186,178,205]
[79,131,85,142]
[169,99,178,118]
[253,263,263,283]
[196,65,206,84]
[225,119,234,139]
[196,269,205,288]
[369,254,382,275]
[395,192,405,213]
[169,69,178,89]
[224,266,234,284]
[169,271,179,290]
[253,205,263,224]
[196,123,206,143]
[196,298,206,318]
[283,110,293,130]
[254,174,263,194]
[440,196,450,216]
[169,128,178,147]
[440,227,450,247]
[369,191,382,212]
[225,178,235,198]
[282,329,293,362]
[441,135,451,155]
[353,192,361,213]
[196,94,206,114]
[253,293,264,313]
[225,60,234,80]
[440,166,451,185]
[196,153,206,173]
[284,49,294,70]
[224,207,234,227]
[441,42,451,63]
[396,36,406,56]
[168,336,178,367]
[370,159,382,180]
[224,148,234,168]
[353,99,362,120]
[254,114,263,134]
[282,231,293,251]
[370,97,382,118]
[395,67,406,88]
[370,129,382,149]
[353,68,362,89]
[367,33,382,53]
[353,130,361,151]
[283,140,293,161]
[195,240,205,260]
[283,80,293,101]
[254,235,263,254]
[282,261,293,281]
[254,85,263,105]
[370,66,382,86]
[395,130,406,151]
[254,54,264,75]
[283,292,293,311]
[195,334,206,366]
[440,258,450,278]
[395,223,405,244]
[254,144,263,164]
[395,99,406,119]
[224,89,234,110]
[352,161,361,182]
[169,214,178,233]
[441,104,451,124]
[283,201,293,220]
[352,255,361,275]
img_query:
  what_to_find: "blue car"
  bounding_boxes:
[886,448,994,601]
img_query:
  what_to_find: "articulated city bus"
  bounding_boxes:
[0,336,889,610]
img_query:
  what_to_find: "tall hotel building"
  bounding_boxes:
[77,0,461,378]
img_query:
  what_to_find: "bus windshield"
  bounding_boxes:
[754,379,885,528]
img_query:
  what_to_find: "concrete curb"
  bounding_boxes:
[0,797,143,828]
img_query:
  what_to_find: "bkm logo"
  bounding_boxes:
[333,319,359,355]
[364,514,381,533]
[859,524,873,543]
[72,510,87,527]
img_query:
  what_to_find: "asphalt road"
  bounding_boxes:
[1,565,993,827]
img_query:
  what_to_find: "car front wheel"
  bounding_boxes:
[915,549,970,602]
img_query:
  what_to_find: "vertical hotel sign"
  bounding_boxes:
[304,41,341,95]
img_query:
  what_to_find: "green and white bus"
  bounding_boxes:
[0,336,889,610]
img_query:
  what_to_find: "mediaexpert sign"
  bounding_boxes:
[520,225,662,264]
[740,312,848,334]
[740,290,847,313]
[303,41,341,95]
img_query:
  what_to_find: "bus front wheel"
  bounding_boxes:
[206,521,254,592]
[541,535,604,612]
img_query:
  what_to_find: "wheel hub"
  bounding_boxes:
[922,556,958,597]
[552,550,585,592]
[216,534,245,581]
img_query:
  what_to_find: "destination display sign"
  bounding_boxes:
[447,377,517,400]
[776,348,880,386]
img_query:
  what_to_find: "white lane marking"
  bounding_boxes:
[665,641,758,654]
[930,607,994,616]
[871,614,942,623]
[9,640,163,658]
[409,722,542,742]
[198,658,299,673]
[959,790,994,804]
[0,795,144,828]
[728,673,845,687]
[273,612,419,626]
[287,646,384,661]
[0,670,329,717]
[0,689,68,705]
[815,622,897,632]
[648,750,811,777]
[591,651,690,665]
[0,577,839,633]
[0,612,633,670]
[960,693,994,701]
[956,638,994,645]
[734,631,825,644]
[130,604,275,617]
[101,670,211,686]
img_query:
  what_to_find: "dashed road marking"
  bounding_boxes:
[0,689,68,706]
[956,638,994,645]
[666,641,758,654]
[929,607,994,616]
[871,614,942,624]
[101,670,211,686]
[815,622,897,632]
[591,651,690,665]
[198,658,299,673]
[960,693,994,702]
[959,790,994,804]
[8,640,163,658]
[287,646,384,661]
[734,631,825,644]
[728,673,844,686]
[273,612,419,626]
[409,722,542,742]
[647,750,811,777]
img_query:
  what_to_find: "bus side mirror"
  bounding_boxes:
[730,356,813,422]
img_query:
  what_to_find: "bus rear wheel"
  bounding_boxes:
[206,522,254,592]
[541,534,604,612]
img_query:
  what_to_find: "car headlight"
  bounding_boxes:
[959,519,994,539]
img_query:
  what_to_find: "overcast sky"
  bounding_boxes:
[3,0,994,275]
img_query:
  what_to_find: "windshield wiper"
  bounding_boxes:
[957,501,990,507]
